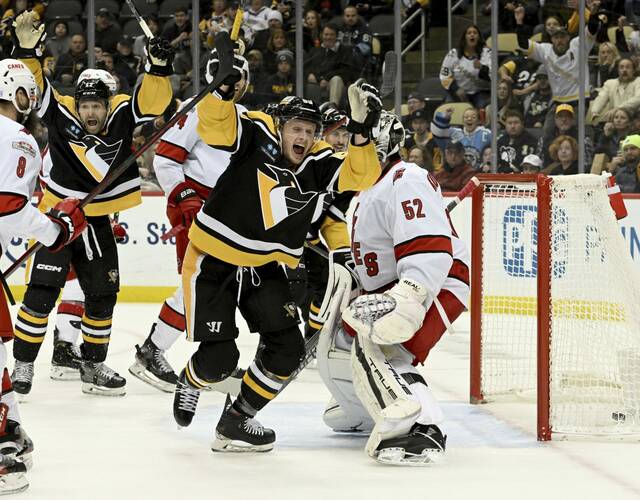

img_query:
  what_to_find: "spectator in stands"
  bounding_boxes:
[515,5,602,127]
[263,27,292,74]
[613,134,640,192]
[53,33,88,86]
[274,0,294,30]
[337,5,373,65]
[593,42,621,88]
[521,154,542,174]
[497,109,538,173]
[524,67,553,128]
[134,14,161,63]
[424,109,452,172]
[544,135,579,175]
[404,109,430,150]
[538,104,593,167]
[243,49,269,108]
[450,107,492,170]
[479,146,493,172]
[590,58,640,124]
[408,146,428,170]
[253,10,284,52]
[498,53,540,99]
[265,50,295,101]
[538,15,564,42]
[244,0,271,34]
[45,20,70,60]
[98,53,131,94]
[303,9,322,51]
[115,37,141,88]
[440,24,492,109]
[482,0,539,33]
[163,5,192,50]
[599,108,634,167]
[403,92,426,129]
[487,79,524,127]
[305,24,357,106]
[435,141,477,191]
[95,8,123,54]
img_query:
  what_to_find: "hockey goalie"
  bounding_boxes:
[317,111,470,466]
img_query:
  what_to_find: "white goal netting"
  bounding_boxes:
[477,174,640,438]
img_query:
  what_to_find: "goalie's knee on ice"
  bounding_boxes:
[193,340,239,381]
[259,326,305,376]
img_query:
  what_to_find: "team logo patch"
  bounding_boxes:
[283,302,297,318]
[257,163,317,230]
[69,136,123,182]
[107,269,119,283]
[12,141,36,158]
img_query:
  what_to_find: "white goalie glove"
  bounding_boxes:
[342,278,428,345]
[346,79,382,137]
[11,11,46,58]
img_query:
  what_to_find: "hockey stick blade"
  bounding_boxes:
[124,0,154,39]
[380,51,397,98]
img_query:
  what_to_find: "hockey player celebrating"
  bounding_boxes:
[10,10,174,396]
[317,111,470,465]
[129,52,251,393]
[0,58,87,494]
[172,34,382,453]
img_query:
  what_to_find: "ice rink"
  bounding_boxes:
[8,304,640,500]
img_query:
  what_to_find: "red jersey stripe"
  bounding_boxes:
[448,258,470,285]
[156,140,189,164]
[394,235,452,260]
[0,193,27,216]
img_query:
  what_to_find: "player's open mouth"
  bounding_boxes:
[87,119,98,127]
[293,145,305,155]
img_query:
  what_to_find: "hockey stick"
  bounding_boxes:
[124,0,154,39]
[379,51,397,98]
[1,19,244,282]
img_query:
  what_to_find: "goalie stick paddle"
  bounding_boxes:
[124,0,154,39]
[379,51,397,98]
[1,25,244,282]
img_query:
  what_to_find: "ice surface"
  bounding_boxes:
[9,305,640,500]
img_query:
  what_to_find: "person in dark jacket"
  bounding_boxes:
[53,33,87,86]
[614,134,640,193]
[435,141,477,191]
[265,50,295,101]
[95,8,123,54]
[497,109,538,173]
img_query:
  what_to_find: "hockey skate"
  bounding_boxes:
[10,362,33,398]
[0,421,34,471]
[173,369,201,428]
[204,367,245,397]
[129,334,178,393]
[211,395,275,453]
[80,362,126,396]
[374,424,446,466]
[0,454,28,495]
[50,338,82,381]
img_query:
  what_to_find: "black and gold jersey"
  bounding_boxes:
[21,58,172,216]
[188,95,379,268]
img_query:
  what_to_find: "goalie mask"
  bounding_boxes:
[0,59,41,121]
[205,51,250,102]
[374,110,405,164]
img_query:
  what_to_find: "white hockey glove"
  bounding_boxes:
[346,79,382,137]
[144,38,175,76]
[11,11,45,58]
[342,278,428,345]
[318,248,360,322]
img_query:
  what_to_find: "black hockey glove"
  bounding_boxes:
[346,79,382,138]
[144,38,175,76]
[206,52,245,101]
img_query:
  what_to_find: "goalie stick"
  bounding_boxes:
[124,0,154,39]
[1,17,244,282]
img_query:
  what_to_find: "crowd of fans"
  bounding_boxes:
[4,0,640,192]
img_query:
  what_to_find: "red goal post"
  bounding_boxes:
[469,174,640,441]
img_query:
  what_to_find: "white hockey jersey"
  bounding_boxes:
[0,114,58,251]
[154,98,248,198]
[351,161,470,308]
[439,47,492,95]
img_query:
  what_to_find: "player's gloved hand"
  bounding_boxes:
[110,219,127,243]
[346,79,382,138]
[11,10,46,58]
[46,198,87,252]
[342,277,427,345]
[167,182,203,229]
[207,52,246,101]
[144,37,175,76]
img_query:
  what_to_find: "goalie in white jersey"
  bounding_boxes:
[317,111,470,466]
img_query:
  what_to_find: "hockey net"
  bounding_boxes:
[470,174,640,440]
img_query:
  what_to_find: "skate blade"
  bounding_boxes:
[0,473,28,495]
[81,382,126,397]
[50,365,80,381]
[375,447,444,467]
[211,435,274,453]
[204,376,242,397]
[128,362,175,393]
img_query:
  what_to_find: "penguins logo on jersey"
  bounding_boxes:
[257,163,317,230]
[69,136,123,182]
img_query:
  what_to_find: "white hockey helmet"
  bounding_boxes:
[0,58,41,116]
[374,110,405,164]
[78,69,117,96]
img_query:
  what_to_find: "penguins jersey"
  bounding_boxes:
[0,114,58,251]
[154,99,248,199]
[350,161,470,308]
[21,58,172,216]
[188,94,380,268]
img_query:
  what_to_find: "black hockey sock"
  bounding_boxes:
[80,314,112,362]
[13,307,48,362]
[237,359,290,414]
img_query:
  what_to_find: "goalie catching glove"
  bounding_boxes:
[144,38,175,76]
[11,10,46,58]
[342,278,428,345]
[45,198,88,252]
[346,79,382,137]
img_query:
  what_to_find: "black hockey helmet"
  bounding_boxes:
[321,107,348,135]
[75,78,110,106]
[273,96,323,137]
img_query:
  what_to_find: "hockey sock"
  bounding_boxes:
[1,370,20,424]
[55,301,84,344]
[183,358,212,390]
[152,300,185,351]
[13,307,48,362]
[236,359,289,414]
[80,314,112,362]
[306,301,324,337]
